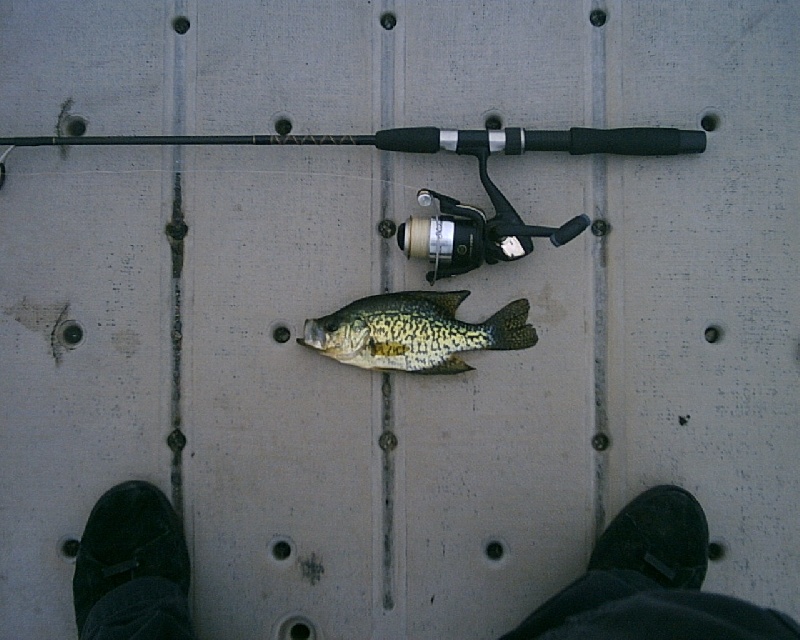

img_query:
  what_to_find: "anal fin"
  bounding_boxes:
[414,355,474,375]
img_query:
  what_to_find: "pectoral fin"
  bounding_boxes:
[414,355,475,375]
[369,340,409,357]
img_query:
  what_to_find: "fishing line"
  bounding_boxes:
[0,165,424,194]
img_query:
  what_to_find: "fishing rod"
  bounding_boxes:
[0,125,706,282]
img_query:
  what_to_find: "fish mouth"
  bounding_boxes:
[296,319,325,349]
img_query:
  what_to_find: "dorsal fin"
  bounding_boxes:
[404,290,470,319]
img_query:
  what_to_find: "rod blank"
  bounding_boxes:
[0,134,376,147]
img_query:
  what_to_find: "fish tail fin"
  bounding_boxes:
[484,299,538,350]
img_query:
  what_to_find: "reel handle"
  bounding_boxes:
[550,214,592,247]
[490,214,591,247]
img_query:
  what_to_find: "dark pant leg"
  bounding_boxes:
[498,569,800,640]
[80,576,196,640]
[497,569,659,640]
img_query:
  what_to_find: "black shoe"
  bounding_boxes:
[72,481,191,635]
[588,485,709,589]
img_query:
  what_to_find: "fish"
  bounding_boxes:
[297,290,538,374]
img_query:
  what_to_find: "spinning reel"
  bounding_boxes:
[395,132,590,283]
[398,189,589,284]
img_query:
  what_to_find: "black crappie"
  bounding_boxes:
[297,290,538,374]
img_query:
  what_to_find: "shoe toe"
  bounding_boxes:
[73,481,190,634]
[588,485,709,589]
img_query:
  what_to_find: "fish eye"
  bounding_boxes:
[323,318,340,332]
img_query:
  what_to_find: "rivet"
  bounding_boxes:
[290,622,311,640]
[269,537,294,562]
[704,325,723,344]
[380,12,397,30]
[172,16,191,34]
[64,115,88,137]
[589,9,607,27]
[275,118,293,136]
[591,219,610,236]
[485,540,504,560]
[55,319,85,349]
[591,432,610,451]
[62,322,84,346]
[276,615,317,640]
[700,111,722,132]
[708,541,726,561]
[273,325,291,344]
[57,535,81,563]
[379,431,398,452]
[273,541,291,560]
[484,114,503,130]
[378,219,397,238]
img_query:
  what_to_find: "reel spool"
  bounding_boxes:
[397,191,486,282]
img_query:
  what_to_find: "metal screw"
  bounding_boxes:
[377,219,397,238]
[591,219,610,236]
[378,431,398,452]
[167,428,187,453]
[591,432,610,451]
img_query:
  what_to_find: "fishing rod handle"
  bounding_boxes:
[374,126,706,156]
[528,127,707,155]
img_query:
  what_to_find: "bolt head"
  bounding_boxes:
[167,429,187,452]
[377,219,397,238]
[591,433,610,451]
[166,220,189,240]
[591,219,610,236]
[378,431,398,451]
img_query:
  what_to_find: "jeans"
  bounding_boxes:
[81,571,800,640]
[80,576,195,640]
[498,569,800,640]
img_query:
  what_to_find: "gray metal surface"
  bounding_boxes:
[1,2,798,639]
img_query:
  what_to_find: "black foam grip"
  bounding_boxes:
[568,128,706,155]
[550,214,591,247]
[374,127,440,153]
[524,130,571,152]
[504,128,523,155]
